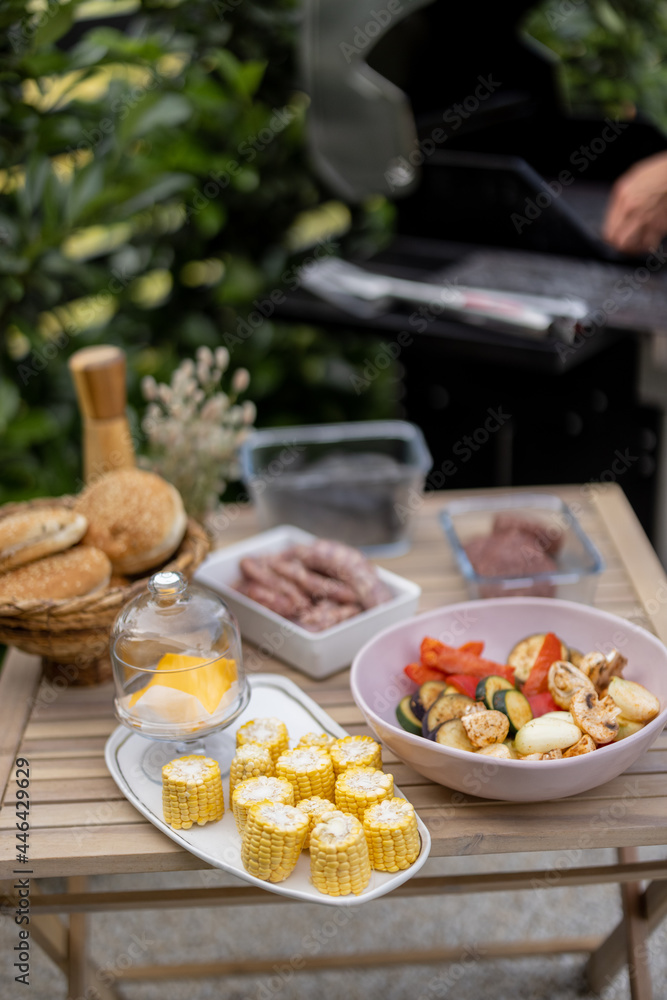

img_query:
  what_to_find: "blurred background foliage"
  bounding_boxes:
[522,0,667,129]
[0,0,397,503]
[2,0,667,505]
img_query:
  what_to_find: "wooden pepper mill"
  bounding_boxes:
[68,345,135,485]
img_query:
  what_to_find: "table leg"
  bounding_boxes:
[1,881,123,1000]
[586,848,655,1000]
[620,849,652,1000]
[67,876,88,999]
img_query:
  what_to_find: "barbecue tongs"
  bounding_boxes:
[301,258,589,342]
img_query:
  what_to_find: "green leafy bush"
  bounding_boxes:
[0,0,396,503]
[522,0,667,129]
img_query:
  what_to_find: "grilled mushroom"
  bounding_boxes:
[562,734,596,757]
[547,661,596,710]
[460,710,509,749]
[570,689,620,744]
[579,649,627,692]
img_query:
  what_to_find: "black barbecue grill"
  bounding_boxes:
[279,0,667,538]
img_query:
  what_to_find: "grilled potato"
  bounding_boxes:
[607,677,660,723]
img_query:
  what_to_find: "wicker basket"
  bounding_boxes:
[0,496,210,685]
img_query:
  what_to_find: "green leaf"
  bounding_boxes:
[0,276,24,302]
[66,162,104,224]
[0,253,30,275]
[236,60,268,98]
[3,409,62,448]
[114,172,193,216]
[32,1,76,49]
[19,156,51,216]
[216,256,264,304]
[126,94,193,139]
[0,380,20,433]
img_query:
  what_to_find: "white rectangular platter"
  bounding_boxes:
[105,673,431,907]
[194,525,421,679]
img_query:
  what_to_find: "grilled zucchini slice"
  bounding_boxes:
[422,693,475,739]
[492,689,533,736]
[409,680,450,721]
[396,696,422,735]
[433,718,475,752]
[476,674,514,710]
[508,633,569,685]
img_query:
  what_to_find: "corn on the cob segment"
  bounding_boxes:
[241,802,308,883]
[295,795,336,849]
[334,766,394,822]
[362,797,420,872]
[275,747,335,803]
[297,732,336,751]
[236,717,289,764]
[161,756,224,831]
[232,775,294,834]
[229,744,274,796]
[309,810,372,896]
[329,735,382,776]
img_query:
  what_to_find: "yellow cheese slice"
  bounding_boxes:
[128,652,237,716]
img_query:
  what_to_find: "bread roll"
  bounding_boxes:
[74,469,187,574]
[0,546,111,602]
[0,507,87,573]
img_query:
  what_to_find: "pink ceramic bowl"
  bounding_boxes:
[350,597,667,802]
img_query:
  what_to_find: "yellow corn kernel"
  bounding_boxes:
[275,747,335,803]
[236,717,289,764]
[162,756,224,831]
[241,801,308,883]
[309,810,372,896]
[231,775,294,835]
[295,796,336,850]
[297,732,336,751]
[334,767,393,822]
[229,744,274,796]
[362,797,420,872]
[329,735,382,776]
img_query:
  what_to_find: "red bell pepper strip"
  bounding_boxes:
[522,633,563,695]
[422,642,516,683]
[404,662,446,685]
[444,674,479,699]
[420,637,447,670]
[458,641,484,656]
[420,637,487,671]
[526,691,559,717]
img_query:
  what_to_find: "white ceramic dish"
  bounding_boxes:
[194,525,421,678]
[350,597,667,802]
[105,673,431,906]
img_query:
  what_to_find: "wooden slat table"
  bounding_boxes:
[2,484,667,999]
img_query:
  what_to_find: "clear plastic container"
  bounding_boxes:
[439,493,604,603]
[239,421,432,556]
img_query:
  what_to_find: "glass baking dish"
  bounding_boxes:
[439,493,604,603]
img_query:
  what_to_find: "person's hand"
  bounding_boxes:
[603,150,667,254]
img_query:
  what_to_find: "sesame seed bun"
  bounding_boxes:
[74,469,187,574]
[0,546,112,603]
[0,507,88,573]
